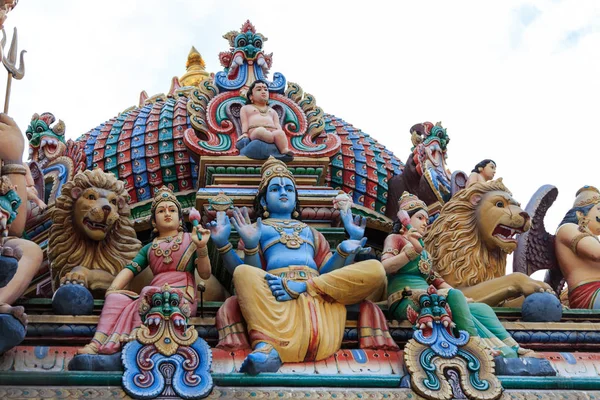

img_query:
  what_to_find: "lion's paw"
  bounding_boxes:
[60,272,88,287]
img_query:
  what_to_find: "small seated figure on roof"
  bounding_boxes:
[556,186,600,309]
[238,79,293,159]
[466,159,496,188]
[207,157,389,375]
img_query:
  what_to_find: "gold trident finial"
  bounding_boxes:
[0,27,26,113]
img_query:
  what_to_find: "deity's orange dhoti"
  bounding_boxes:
[233,260,386,363]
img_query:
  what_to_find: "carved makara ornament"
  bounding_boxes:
[403,286,502,400]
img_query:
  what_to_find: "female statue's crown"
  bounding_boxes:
[574,185,600,208]
[398,191,427,213]
[151,186,181,213]
[259,156,295,192]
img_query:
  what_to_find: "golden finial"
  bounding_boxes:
[180,46,210,87]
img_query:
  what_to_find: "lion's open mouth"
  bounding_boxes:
[83,217,108,231]
[492,224,523,243]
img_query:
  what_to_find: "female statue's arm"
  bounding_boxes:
[107,244,150,293]
[191,226,212,280]
[381,234,413,275]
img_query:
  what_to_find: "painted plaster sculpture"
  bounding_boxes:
[386,122,452,220]
[0,113,43,352]
[515,185,600,309]
[1,26,25,114]
[239,79,293,159]
[425,179,552,307]
[466,159,496,188]
[404,286,502,400]
[48,169,142,293]
[208,157,388,374]
[122,284,213,399]
[77,186,211,355]
[383,191,533,358]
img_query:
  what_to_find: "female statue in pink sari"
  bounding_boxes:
[79,186,212,355]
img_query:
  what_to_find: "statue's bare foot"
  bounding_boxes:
[60,271,88,287]
[239,342,282,375]
[517,346,542,358]
[0,303,27,327]
[77,342,99,355]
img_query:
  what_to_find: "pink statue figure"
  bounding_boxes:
[0,113,43,327]
[240,79,292,156]
[78,186,212,355]
[556,186,600,309]
[466,159,496,188]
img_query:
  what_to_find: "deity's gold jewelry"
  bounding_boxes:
[336,244,349,259]
[263,205,269,219]
[262,219,307,249]
[178,220,184,232]
[292,210,300,218]
[417,250,433,275]
[1,163,26,176]
[151,231,182,264]
[573,186,600,208]
[197,246,209,258]
[252,104,269,116]
[258,157,296,193]
[570,232,598,255]
[244,246,260,256]
[218,242,233,254]
[281,278,300,299]
[383,248,400,257]
[403,245,419,261]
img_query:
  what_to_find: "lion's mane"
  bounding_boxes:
[425,179,511,287]
[49,169,141,288]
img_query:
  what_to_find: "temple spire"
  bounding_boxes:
[180,46,211,87]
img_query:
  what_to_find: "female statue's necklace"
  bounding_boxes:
[262,219,307,249]
[151,231,183,264]
[252,104,269,116]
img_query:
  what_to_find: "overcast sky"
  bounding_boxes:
[4,1,599,273]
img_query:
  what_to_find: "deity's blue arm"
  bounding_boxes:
[243,252,262,269]
[319,250,347,274]
[218,244,244,274]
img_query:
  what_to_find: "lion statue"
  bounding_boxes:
[48,169,142,293]
[425,179,552,307]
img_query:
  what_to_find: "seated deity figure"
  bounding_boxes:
[466,159,496,188]
[556,186,600,309]
[207,157,386,375]
[383,192,533,358]
[79,186,212,355]
[240,79,293,156]
[0,113,43,326]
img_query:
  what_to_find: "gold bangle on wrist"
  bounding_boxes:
[197,246,209,258]
[403,245,419,261]
[1,163,26,176]
[336,244,349,259]
[244,246,260,256]
[217,242,233,254]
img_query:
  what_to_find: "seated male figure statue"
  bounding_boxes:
[240,79,292,156]
[208,157,386,374]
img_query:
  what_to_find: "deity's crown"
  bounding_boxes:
[151,186,181,214]
[259,156,296,192]
[574,185,600,208]
[398,191,427,213]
